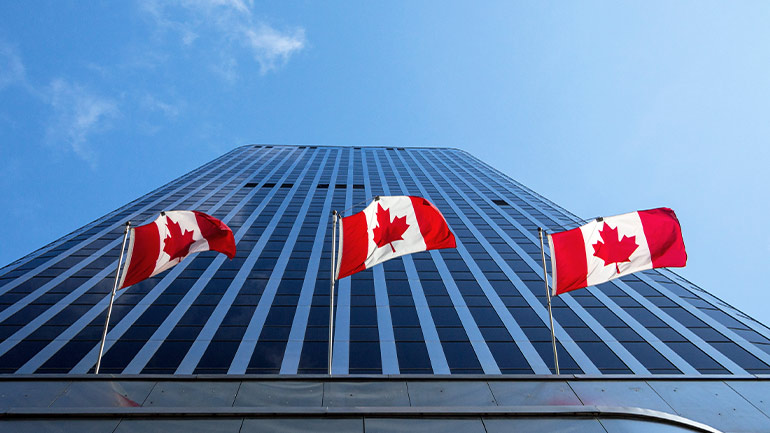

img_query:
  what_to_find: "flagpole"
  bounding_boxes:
[538,227,560,375]
[95,221,130,374]
[328,210,338,375]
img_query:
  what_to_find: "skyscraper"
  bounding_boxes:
[2,145,770,431]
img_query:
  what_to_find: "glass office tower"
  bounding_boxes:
[1,145,769,377]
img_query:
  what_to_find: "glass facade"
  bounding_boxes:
[1,144,769,376]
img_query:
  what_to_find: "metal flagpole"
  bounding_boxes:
[328,210,338,375]
[95,221,131,374]
[538,227,560,375]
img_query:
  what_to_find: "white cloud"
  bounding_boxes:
[0,42,119,167]
[46,79,119,167]
[140,0,305,77]
[244,24,305,74]
[0,42,26,91]
[202,0,251,15]
[142,94,181,118]
[140,0,200,46]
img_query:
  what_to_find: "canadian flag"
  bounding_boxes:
[547,207,687,296]
[335,196,456,279]
[118,211,236,289]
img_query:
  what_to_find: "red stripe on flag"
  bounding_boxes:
[193,211,236,259]
[410,196,456,250]
[550,227,588,295]
[638,207,687,268]
[120,223,160,289]
[336,211,368,279]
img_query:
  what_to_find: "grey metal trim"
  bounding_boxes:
[388,150,551,374]
[360,149,399,375]
[227,149,331,374]
[1,373,767,381]
[280,150,343,374]
[402,150,599,374]
[371,148,448,374]
[11,149,282,373]
[0,405,721,433]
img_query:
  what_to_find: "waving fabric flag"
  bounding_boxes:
[118,211,236,289]
[547,207,686,296]
[336,196,456,279]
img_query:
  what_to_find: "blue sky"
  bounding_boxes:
[2,1,770,325]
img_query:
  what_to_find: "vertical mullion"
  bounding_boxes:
[167,148,316,373]
[228,149,331,374]
[280,149,343,374]
[361,149,398,374]
[390,150,552,374]
[331,148,355,375]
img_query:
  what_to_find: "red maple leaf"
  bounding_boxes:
[592,222,639,273]
[372,203,409,253]
[163,216,195,261]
